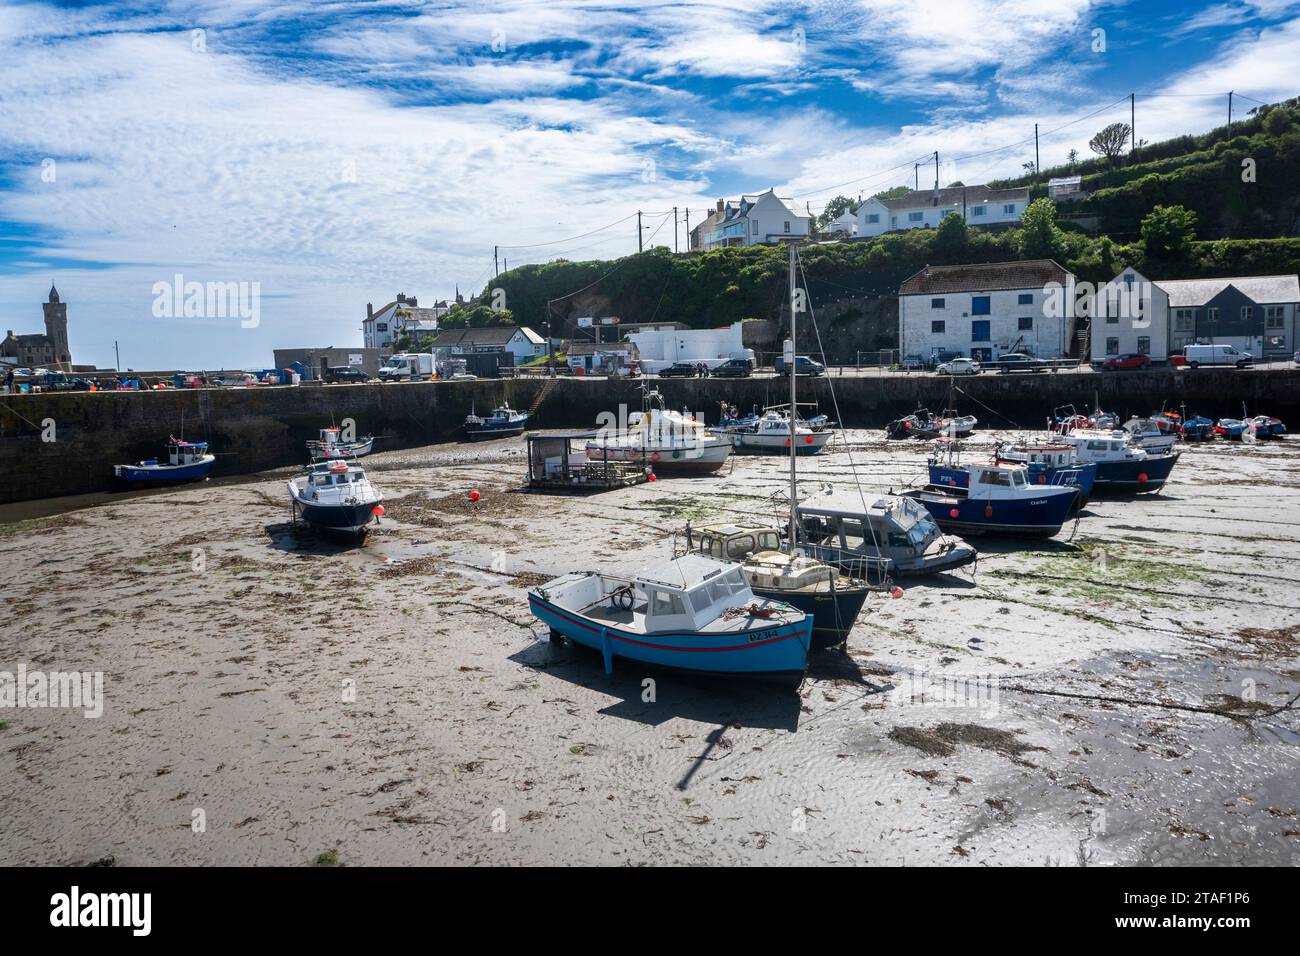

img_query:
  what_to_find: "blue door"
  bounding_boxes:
[972,320,990,343]
[972,347,993,362]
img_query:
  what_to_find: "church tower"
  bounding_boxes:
[43,284,70,368]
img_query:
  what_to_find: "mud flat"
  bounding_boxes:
[0,433,1297,866]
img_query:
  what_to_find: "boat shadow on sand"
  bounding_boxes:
[262,520,370,555]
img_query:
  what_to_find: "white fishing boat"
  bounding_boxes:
[585,390,732,475]
[287,460,384,535]
[307,426,374,461]
[1122,417,1178,454]
[730,408,833,454]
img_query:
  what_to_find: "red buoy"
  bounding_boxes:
[373,504,385,516]
[648,472,657,482]
[890,586,903,599]
[785,439,792,448]
[805,435,813,444]
[949,508,959,518]
[469,490,481,502]
[1038,474,1047,484]
[1137,472,1148,483]
[984,505,994,518]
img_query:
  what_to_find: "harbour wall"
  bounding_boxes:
[1,367,1298,504]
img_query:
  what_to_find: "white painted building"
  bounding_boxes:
[701,189,811,249]
[427,325,545,364]
[898,260,1077,363]
[627,324,753,372]
[1090,272,1300,362]
[1090,267,1168,363]
[825,211,857,238]
[362,293,452,349]
[856,185,1030,238]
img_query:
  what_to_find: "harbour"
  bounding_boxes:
[1,426,1296,865]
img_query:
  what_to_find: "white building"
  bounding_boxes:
[362,293,452,349]
[628,324,753,372]
[898,260,1077,363]
[1090,267,1168,363]
[825,210,857,238]
[1047,176,1083,200]
[426,325,546,364]
[1090,272,1300,362]
[701,189,811,249]
[856,185,1030,238]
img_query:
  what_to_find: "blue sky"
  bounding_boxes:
[0,0,1297,369]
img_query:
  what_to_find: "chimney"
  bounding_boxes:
[366,303,373,319]
[716,198,724,213]
[397,293,406,303]
[407,296,417,307]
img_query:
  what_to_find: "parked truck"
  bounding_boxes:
[378,353,434,381]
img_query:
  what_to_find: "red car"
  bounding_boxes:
[1102,353,1152,370]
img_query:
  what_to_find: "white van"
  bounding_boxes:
[1182,344,1252,369]
[378,353,434,381]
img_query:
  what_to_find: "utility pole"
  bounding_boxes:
[1228,91,1234,128]
[933,151,939,190]
[673,206,678,253]
[1131,92,1136,150]
[114,340,120,371]
[493,245,499,277]
[637,210,643,252]
[914,162,920,191]
[1034,123,1040,175]
[503,258,508,272]
[685,208,690,248]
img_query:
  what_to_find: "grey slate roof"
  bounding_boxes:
[874,185,1030,210]
[1155,275,1300,307]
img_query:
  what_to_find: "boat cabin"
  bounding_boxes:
[168,441,209,466]
[998,443,1074,469]
[691,524,783,562]
[964,463,1031,497]
[525,431,646,492]
[795,492,938,579]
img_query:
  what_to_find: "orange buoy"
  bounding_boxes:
[469,490,481,502]
[373,504,385,516]
[1038,474,1047,484]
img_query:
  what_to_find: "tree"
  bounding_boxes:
[817,195,856,232]
[933,212,968,259]
[1067,148,1079,168]
[1140,204,1197,261]
[1089,122,1131,163]
[1016,197,1067,260]
[1022,161,1037,176]
[873,185,911,201]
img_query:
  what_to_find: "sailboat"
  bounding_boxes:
[681,243,869,651]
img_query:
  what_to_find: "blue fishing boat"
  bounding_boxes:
[929,440,1096,509]
[287,460,384,535]
[1248,414,1287,438]
[113,439,215,484]
[1053,429,1178,491]
[903,457,1078,537]
[1179,416,1215,441]
[528,554,812,682]
[464,403,529,441]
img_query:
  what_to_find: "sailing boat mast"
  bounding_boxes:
[787,241,798,556]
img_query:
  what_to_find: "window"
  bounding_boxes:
[1018,316,1033,331]
[1106,337,1119,355]
[977,469,1011,486]
[1207,307,1220,322]
[1137,336,1150,354]
[725,535,755,559]
[971,206,986,217]
[1003,204,1016,214]
[908,211,923,222]
[649,589,686,617]
[971,296,990,315]
[866,213,880,223]
[783,221,790,233]
[376,323,388,332]
[1174,309,1194,331]
[1018,293,1033,305]
[971,320,990,341]
[1266,306,1284,328]
[751,220,759,235]
[1241,306,1253,321]
[931,298,945,309]
[931,320,946,334]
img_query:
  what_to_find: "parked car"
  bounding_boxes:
[993,353,1047,374]
[41,373,90,392]
[1102,353,1152,371]
[1182,344,1252,368]
[655,362,701,378]
[710,358,753,379]
[936,357,980,376]
[774,355,825,377]
[925,349,962,370]
[325,366,370,384]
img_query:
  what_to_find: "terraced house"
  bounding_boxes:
[1090,270,1300,364]
[856,184,1029,238]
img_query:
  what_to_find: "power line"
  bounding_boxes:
[497,212,639,250]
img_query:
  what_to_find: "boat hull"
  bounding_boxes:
[733,432,832,455]
[751,583,868,651]
[528,594,811,680]
[114,455,215,483]
[904,487,1077,537]
[586,440,732,475]
[804,540,976,579]
[1091,452,1178,492]
[311,437,374,460]
[466,421,528,441]
[930,461,1096,509]
[294,499,380,533]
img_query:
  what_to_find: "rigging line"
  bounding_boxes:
[951,385,1023,430]
[545,213,671,305]
[497,212,639,250]
[794,245,887,574]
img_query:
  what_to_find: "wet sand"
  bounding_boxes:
[1,432,1297,866]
